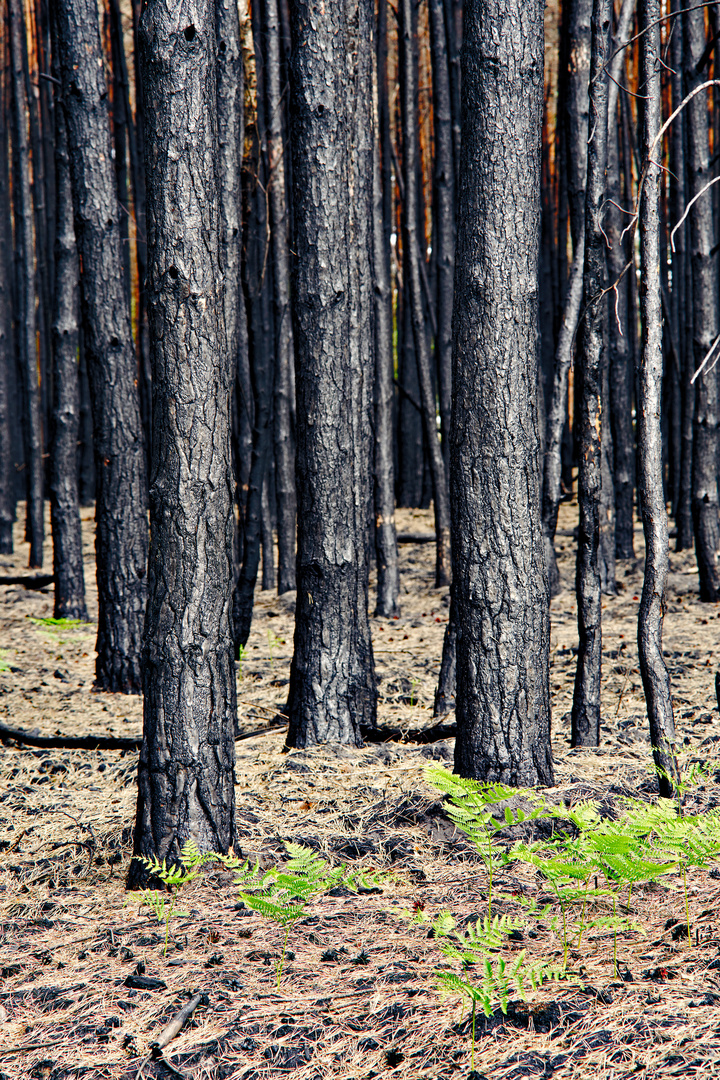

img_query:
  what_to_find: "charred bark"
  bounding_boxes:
[541,0,592,596]
[399,0,451,587]
[571,0,611,748]
[286,0,377,746]
[0,35,16,555]
[9,0,43,568]
[265,0,296,595]
[131,0,238,877]
[49,55,87,623]
[55,0,148,692]
[684,5,720,600]
[429,0,455,479]
[637,0,679,796]
[372,18,400,618]
[452,0,553,786]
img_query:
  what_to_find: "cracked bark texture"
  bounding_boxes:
[49,53,88,623]
[286,0,377,747]
[266,0,297,596]
[451,0,553,786]
[685,6,720,600]
[130,0,238,876]
[0,37,16,555]
[570,0,610,748]
[55,0,148,692]
[9,0,43,568]
[637,0,679,798]
[399,0,451,587]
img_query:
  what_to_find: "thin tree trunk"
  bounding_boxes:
[429,0,455,480]
[443,0,461,175]
[77,335,95,505]
[541,0,592,596]
[286,0,377,747]
[685,6,720,600]
[669,0,687,548]
[55,0,148,693]
[433,599,456,718]
[0,32,15,554]
[216,0,251,616]
[108,0,131,299]
[131,0,237,878]
[637,0,680,796]
[607,0,635,562]
[452,0,553,786]
[234,0,274,650]
[571,0,611,748]
[50,55,87,622]
[399,0,451,587]
[265,0,296,596]
[9,0,43,568]
[261,470,275,590]
[372,15,400,618]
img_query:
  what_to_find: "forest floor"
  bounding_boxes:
[0,495,720,1080]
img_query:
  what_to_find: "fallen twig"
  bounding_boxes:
[0,722,140,751]
[151,990,208,1053]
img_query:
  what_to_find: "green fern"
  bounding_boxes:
[131,840,216,955]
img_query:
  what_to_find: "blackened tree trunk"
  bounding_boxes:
[607,0,635,561]
[541,0,592,596]
[265,0,296,595]
[399,0,451,587]
[55,0,148,693]
[131,0,238,877]
[234,1,274,649]
[673,0,692,552]
[372,20,400,618]
[109,0,131,297]
[50,58,87,623]
[434,599,456,718]
[452,0,553,786]
[9,0,43,568]
[215,0,251,610]
[429,0,455,479]
[637,0,680,798]
[286,0,377,746]
[571,0,611,748]
[0,36,16,555]
[685,7,720,600]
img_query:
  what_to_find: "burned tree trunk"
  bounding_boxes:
[265,0,296,596]
[50,58,87,623]
[685,5,720,600]
[131,0,237,876]
[286,0,377,746]
[637,0,679,797]
[9,0,43,568]
[0,36,16,555]
[372,15,400,618]
[399,0,451,587]
[452,0,553,786]
[571,0,611,747]
[55,0,148,692]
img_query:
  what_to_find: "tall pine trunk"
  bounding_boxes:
[399,0,451,586]
[452,0,553,786]
[286,0,377,746]
[685,6,720,600]
[571,0,610,747]
[55,0,148,693]
[9,0,43,568]
[49,44,87,623]
[0,33,16,555]
[131,0,237,876]
[637,0,679,797]
[265,0,296,596]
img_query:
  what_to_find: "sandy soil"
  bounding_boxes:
[0,496,719,1080]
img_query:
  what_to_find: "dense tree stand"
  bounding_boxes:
[129,0,238,878]
[285,0,377,747]
[55,0,148,692]
[451,0,553,786]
